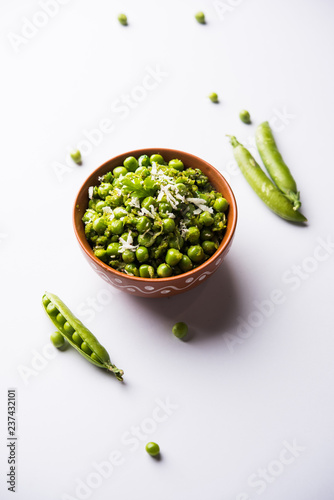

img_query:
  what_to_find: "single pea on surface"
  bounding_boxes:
[50,331,66,349]
[208,92,219,103]
[118,13,127,25]
[195,11,206,24]
[172,322,188,339]
[145,442,160,456]
[239,110,251,124]
[70,150,82,164]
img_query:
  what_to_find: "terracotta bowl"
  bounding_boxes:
[73,148,237,297]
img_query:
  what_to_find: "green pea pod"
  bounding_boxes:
[228,136,307,223]
[42,292,124,381]
[255,121,301,210]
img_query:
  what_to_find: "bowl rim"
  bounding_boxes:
[73,147,237,283]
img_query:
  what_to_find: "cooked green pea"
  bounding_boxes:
[98,183,113,198]
[136,216,152,233]
[107,243,121,257]
[141,196,157,210]
[208,92,218,103]
[157,263,172,277]
[93,217,108,234]
[63,321,74,334]
[172,322,188,339]
[135,166,150,177]
[137,233,154,247]
[118,13,127,25]
[109,219,124,235]
[46,302,58,316]
[186,226,200,244]
[159,202,172,217]
[200,228,214,240]
[81,342,92,355]
[150,154,165,164]
[94,248,108,262]
[169,159,184,171]
[72,332,81,345]
[179,255,192,272]
[70,150,82,164]
[123,156,138,172]
[213,197,228,212]
[113,166,128,178]
[199,211,214,226]
[125,263,139,276]
[50,331,65,348]
[187,245,204,263]
[165,248,183,266]
[175,182,187,195]
[113,207,128,218]
[136,246,149,262]
[145,442,160,456]
[202,240,217,255]
[139,264,155,278]
[56,313,66,326]
[195,11,205,23]
[239,110,251,124]
[122,250,135,263]
[95,200,107,212]
[163,218,175,233]
[138,154,151,167]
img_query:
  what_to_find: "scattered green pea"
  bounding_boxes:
[163,218,176,234]
[165,248,183,266]
[113,166,128,178]
[139,264,155,278]
[187,245,204,263]
[123,156,138,172]
[239,110,251,124]
[202,240,217,255]
[50,331,65,348]
[179,255,192,272]
[145,442,160,456]
[213,197,228,212]
[118,13,127,26]
[138,155,151,167]
[208,92,218,103]
[172,322,188,339]
[150,154,165,164]
[157,263,172,277]
[168,159,184,171]
[136,246,149,263]
[70,150,82,164]
[195,11,206,24]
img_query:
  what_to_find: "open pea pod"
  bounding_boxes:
[42,292,124,381]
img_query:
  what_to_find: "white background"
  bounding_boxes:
[1,0,334,499]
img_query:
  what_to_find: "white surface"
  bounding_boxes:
[1,0,334,499]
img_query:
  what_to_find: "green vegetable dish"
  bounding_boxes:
[82,154,229,278]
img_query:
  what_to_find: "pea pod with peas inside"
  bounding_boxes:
[255,121,301,210]
[42,292,124,381]
[228,136,307,223]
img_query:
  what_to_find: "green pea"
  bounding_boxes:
[118,13,127,25]
[187,245,204,263]
[72,332,81,345]
[42,295,50,307]
[70,150,82,164]
[94,248,108,262]
[200,228,214,241]
[150,154,165,164]
[95,200,107,212]
[50,331,65,348]
[113,166,128,178]
[202,240,217,255]
[107,243,121,257]
[46,302,58,316]
[208,92,218,103]
[56,313,66,326]
[98,183,113,198]
[163,218,175,234]
[159,202,172,217]
[136,216,152,233]
[138,154,151,167]
[168,159,184,171]
[172,322,188,339]
[125,264,139,276]
[122,250,135,263]
[139,264,155,278]
[123,156,138,172]
[195,11,205,23]
[137,233,154,247]
[157,263,172,277]
[165,248,183,266]
[81,342,92,355]
[199,211,214,226]
[141,196,157,210]
[239,110,251,124]
[179,255,192,272]
[145,442,160,456]
[136,246,149,263]
[213,197,229,212]
[135,166,150,177]
[113,207,128,219]
[63,321,74,334]
[186,226,200,244]
[91,352,102,363]
[93,217,108,234]
[175,183,187,195]
[109,219,124,235]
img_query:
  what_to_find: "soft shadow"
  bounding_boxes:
[127,262,240,343]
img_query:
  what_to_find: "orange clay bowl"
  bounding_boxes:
[73,148,237,298]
